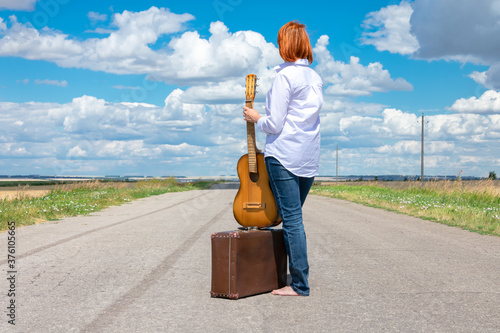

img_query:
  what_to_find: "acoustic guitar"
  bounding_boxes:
[233,74,281,228]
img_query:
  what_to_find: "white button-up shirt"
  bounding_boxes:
[257,59,323,177]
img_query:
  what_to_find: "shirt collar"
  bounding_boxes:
[274,58,310,72]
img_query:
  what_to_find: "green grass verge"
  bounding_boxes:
[312,180,500,237]
[0,178,215,231]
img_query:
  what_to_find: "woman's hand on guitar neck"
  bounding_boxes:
[243,106,262,124]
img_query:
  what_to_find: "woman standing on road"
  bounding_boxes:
[243,21,323,296]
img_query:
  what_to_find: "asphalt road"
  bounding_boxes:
[1,184,499,332]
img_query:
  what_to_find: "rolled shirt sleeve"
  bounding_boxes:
[257,73,291,135]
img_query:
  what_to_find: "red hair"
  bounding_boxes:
[277,21,313,64]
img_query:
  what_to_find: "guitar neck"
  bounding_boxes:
[246,99,258,173]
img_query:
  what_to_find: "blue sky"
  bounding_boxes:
[0,0,499,177]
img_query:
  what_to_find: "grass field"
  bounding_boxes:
[2,177,499,237]
[0,178,214,232]
[312,179,500,237]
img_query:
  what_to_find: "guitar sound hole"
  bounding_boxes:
[249,172,259,183]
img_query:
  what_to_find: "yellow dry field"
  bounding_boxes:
[319,179,500,195]
[0,186,55,201]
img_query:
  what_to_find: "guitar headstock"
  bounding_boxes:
[245,74,258,101]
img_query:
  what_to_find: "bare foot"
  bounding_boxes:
[271,286,301,296]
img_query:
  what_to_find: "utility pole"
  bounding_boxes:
[336,144,338,185]
[421,113,424,187]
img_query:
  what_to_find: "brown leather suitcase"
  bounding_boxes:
[210,228,287,299]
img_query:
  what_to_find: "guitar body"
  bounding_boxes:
[233,153,280,228]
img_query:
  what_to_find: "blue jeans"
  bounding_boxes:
[265,157,314,296]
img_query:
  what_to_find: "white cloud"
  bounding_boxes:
[376,141,455,154]
[34,79,68,87]
[376,141,420,154]
[161,88,205,123]
[336,109,500,143]
[363,0,500,64]
[314,35,413,96]
[90,7,194,60]
[469,64,500,90]
[161,143,208,157]
[0,90,252,175]
[448,90,500,114]
[68,146,88,157]
[62,95,109,133]
[361,0,419,55]
[1,6,411,104]
[338,109,419,140]
[320,109,500,177]
[0,4,498,177]
[0,7,282,103]
[113,85,140,90]
[84,28,115,35]
[0,7,193,74]
[0,9,280,95]
[0,0,38,11]
[13,147,28,155]
[182,79,246,104]
[152,21,281,84]
[88,11,107,23]
[410,0,500,64]
[329,108,498,152]
[0,16,84,61]
[428,113,500,141]
[362,0,500,89]
[0,96,498,177]
[96,140,145,158]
